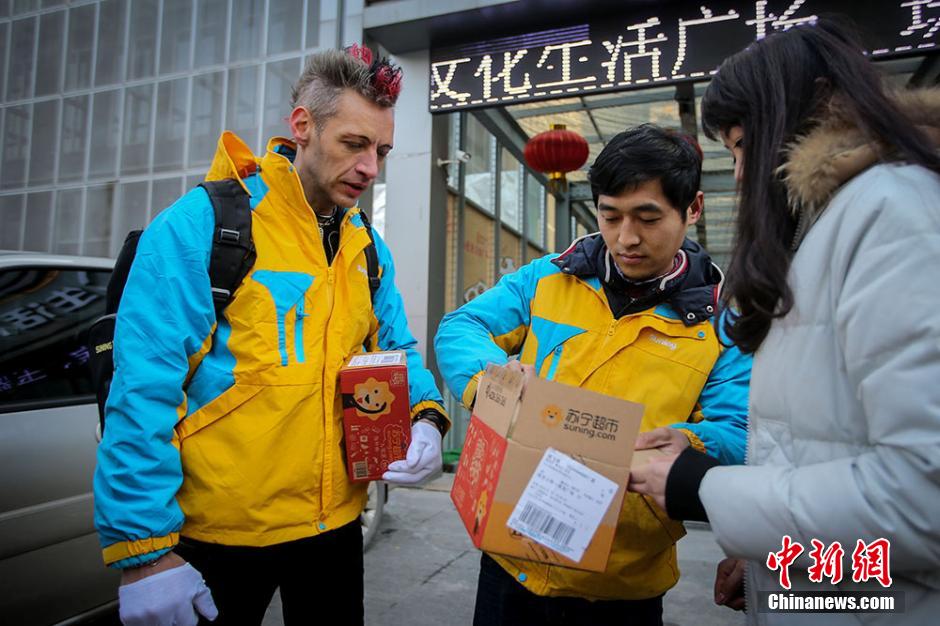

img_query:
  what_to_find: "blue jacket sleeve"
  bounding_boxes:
[673,310,751,465]
[369,229,448,424]
[93,187,216,568]
[434,256,549,408]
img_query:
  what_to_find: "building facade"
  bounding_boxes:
[0,0,357,256]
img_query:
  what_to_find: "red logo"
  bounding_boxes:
[808,539,845,584]
[768,536,893,589]
[766,535,804,590]
[851,538,893,588]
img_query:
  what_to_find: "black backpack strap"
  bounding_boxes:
[199,179,257,317]
[106,230,143,314]
[91,182,253,439]
[90,229,144,436]
[358,210,382,304]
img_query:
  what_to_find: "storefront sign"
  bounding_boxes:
[429,1,936,112]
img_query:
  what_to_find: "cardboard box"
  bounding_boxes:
[451,364,644,572]
[339,351,411,482]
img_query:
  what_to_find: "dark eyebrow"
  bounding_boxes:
[723,134,742,150]
[598,202,664,214]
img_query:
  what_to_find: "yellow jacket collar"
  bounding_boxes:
[260,137,322,221]
[204,131,260,193]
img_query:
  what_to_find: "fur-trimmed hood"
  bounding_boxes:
[781,88,940,237]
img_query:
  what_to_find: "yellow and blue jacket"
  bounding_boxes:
[434,234,750,600]
[94,132,447,568]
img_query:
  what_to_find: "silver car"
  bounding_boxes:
[0,252,387,625]
[0,252,119,624]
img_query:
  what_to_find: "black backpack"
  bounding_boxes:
[88,179,381,436]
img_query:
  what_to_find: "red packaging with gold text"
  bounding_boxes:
[339,351,411,482]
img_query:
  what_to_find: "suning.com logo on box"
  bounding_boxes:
[540,405,563,428]
[561,408,620,440]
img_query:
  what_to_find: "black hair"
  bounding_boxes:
[701,17,940,353]
[588,123,703,219]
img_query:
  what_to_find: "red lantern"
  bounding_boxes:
[524,124,589,189]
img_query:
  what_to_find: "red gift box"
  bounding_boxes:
[339,351,411,482]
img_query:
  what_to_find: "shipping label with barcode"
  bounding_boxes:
[506,448,618,563]
[348,352,404,367]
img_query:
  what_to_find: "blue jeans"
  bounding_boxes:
[473,553,663,626]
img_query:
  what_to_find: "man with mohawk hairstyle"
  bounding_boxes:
[94,45,447,626]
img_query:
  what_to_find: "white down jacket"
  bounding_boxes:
[700,91,940,625]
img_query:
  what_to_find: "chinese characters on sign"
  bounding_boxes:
[767,536,893,589]
[0,283,102,396]
[0,287,99,337]
[0,346,93,393]
[430,1,938,111]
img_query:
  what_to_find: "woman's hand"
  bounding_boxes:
[714,557,747,611]
[627,452,679,511]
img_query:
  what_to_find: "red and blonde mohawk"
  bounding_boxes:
[345,43,402,106]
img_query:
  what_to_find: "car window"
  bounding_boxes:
[0,267,110,411]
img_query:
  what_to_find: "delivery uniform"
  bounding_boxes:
[435,234,749,603]
[94,131,447,570]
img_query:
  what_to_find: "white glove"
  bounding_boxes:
[382,421,443,485]
[118,562,218,626]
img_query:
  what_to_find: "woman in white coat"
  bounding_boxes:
[629,18,940,625]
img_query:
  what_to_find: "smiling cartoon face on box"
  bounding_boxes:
[352,377,396,419]
[339,351,411,482]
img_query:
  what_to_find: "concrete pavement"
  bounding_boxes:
[263,473,745,625]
